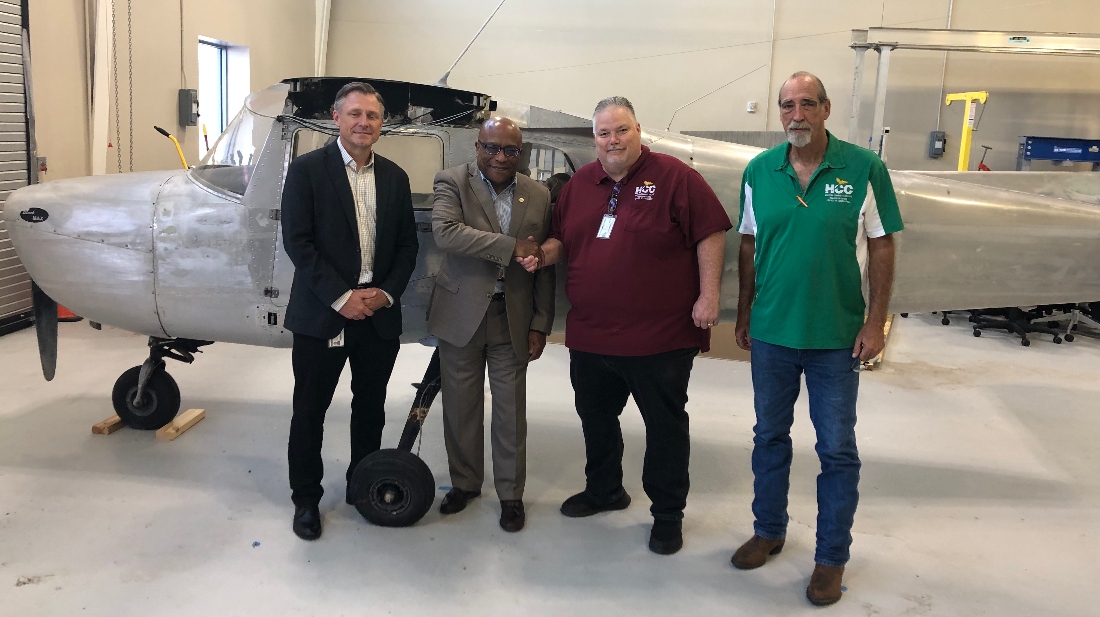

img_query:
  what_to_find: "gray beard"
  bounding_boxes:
[786,129,811,148]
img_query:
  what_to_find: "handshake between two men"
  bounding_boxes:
[339,236,544,323]
[513,236,545,271]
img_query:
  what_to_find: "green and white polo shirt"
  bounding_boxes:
[738,131,904,349]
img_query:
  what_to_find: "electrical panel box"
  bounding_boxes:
[928,131,946,158]
[178,89,198,127]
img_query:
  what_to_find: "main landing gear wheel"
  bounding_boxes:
[112,365,181,430]
[348,348,442,528]
[349,449,435,527]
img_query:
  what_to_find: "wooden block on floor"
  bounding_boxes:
[155,408,205,441]
[92,415,125,435]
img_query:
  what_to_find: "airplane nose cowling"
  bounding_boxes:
[4,171,180,337]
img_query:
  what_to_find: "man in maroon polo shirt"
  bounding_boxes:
[519,96,731,554]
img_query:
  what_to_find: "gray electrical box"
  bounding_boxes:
[178,89,198,126]
[929,131,946,158]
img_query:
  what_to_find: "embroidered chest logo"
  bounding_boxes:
[634,180,657,201]
[823,177,853,203]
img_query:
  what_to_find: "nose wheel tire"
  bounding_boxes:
[111,365,181,430]
[349,449,435,527]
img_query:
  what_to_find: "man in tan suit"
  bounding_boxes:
[427,117,555,532]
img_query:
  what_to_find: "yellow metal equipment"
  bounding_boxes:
[154,125,189,169]
[945,91,989,171]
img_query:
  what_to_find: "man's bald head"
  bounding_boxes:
[778,71,828,105]
[479,117,522,143]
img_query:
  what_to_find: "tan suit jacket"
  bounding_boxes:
[427,163,555,360]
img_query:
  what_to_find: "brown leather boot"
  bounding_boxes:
[806,564,845,606]
[730,535,785,570]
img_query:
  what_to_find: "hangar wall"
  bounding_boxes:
[27,0,316,181]
[22,1,1100,180]
[326,0,1100,172]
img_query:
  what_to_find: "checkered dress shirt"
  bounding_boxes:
[479,170,517,294]
[331,139,392,311]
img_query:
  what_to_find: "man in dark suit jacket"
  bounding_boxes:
[280,82,418,541]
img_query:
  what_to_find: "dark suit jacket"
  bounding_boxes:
[281,140,418,341]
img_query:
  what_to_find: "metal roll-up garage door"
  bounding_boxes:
[0,0,30,335]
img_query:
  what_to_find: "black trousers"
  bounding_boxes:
[288,319,400,507]
[568,347,698,521]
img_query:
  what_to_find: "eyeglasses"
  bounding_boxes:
[607,182,622,215]
[477,141,521,158]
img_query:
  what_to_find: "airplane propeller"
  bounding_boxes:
[31,281,58,381]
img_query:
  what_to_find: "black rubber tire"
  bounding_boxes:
[1053,336,1062,344]
[900,313,909,318]
[349,449,435,527]
[1021,338,1031,347]
[111,365,181,430]
[973,329,981,337]
[1065,334,1075,342]
[941,317,950,326]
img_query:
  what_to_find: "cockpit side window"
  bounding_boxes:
[522,143,575,204]
[292,129,445,210]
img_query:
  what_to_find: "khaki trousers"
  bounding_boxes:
[438,298,528,501]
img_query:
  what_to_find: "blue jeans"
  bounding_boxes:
[749,338,861,567]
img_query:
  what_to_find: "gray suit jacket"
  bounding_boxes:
[427,162,555,361]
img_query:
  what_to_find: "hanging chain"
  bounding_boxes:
[127,0,134,172]
[179,0,186,89]
[111,0,121,173]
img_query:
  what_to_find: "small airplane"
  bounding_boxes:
[7,76,1100,526]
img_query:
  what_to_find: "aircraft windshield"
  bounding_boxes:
[191,85,287,196]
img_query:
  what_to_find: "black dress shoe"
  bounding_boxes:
[439,487,481,514]
[499,500,525,532]
[648,519,683,555]
[292,504,322,541]
[559,488,631,518]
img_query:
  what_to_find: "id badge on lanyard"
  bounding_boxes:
[598,182,623,239]
[597,214,616,239]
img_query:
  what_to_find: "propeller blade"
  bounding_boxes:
[31,281,58,381]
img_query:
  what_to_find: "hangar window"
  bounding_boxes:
[197,37,250,160]
[292,130,445,210]
[197,40,229,138]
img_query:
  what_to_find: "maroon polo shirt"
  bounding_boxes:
[551,145,732,356]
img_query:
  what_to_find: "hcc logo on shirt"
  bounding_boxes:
[635,180,656,201]
[824,177,853,203]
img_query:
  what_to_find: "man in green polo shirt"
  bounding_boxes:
[730,72,903,607]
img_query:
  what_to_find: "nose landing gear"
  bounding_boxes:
[111,337,213,430]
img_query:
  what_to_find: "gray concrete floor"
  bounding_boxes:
[0,315,1097,616]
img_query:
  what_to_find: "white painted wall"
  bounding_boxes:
[30,0,316,180]
[29,0,1100,178]
[326,0,1100,171]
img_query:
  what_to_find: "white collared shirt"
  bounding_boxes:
[331,138,393,312]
